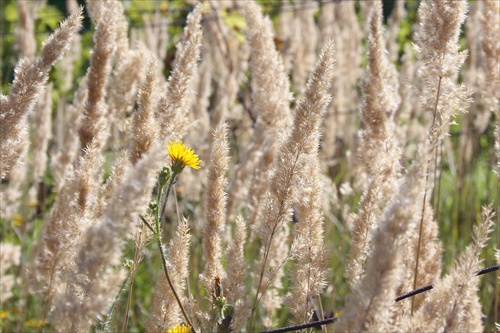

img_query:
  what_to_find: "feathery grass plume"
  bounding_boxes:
[107,46,148,150]
[415,0,470,146]
[346,0,402,286]
[78,2,119,151]
[285,142,329,324]
[106,30,147,150]
[130,57,161,165]
[59,0,82,92]
[335,159,428,332]
[30,139,103,326]
[248,41,335,331]
[50,142,165,332]
[110,0,129,59]
[73,139,105,215]
[14,0,44,60]
[290,2,318,96]
[320,1,362,172]
[386,1,405,63]
[408,206,495,332]
[200,123,230,308]
[28,83,53,205]
[227,0,293,222]
[318,1,334,51]
[0,142,27,220]
[199,2,247,143]
[122,220,154,332]
[479,0,500,116]
[32,140,102,267]
[187,55,211,152]
[0,7,83,179]
[393,192,441,320]
[156,4,202,142]
[412,0,471,313]
[225,215,249,331]
[359,1,374,35]
[146,218,192,332]
[142,9,169,63]
[51,75,88,186]
[0,242,21,305]
[394,44,423,157]
[94,151,130,218]
[458,3,487,179]
[259,222,291,329]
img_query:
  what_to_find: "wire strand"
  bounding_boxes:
[261,264,500,333]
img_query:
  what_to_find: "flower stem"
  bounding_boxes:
[154,170,195,331]
[159,172,178,227]
[155,235,194,331]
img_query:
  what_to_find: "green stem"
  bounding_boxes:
[159,172,178,227]
[155,235,194,330]
[154,170,195,331]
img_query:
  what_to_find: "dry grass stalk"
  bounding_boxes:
[0,7,83,179]
[290,2,318,96]
[50,143,165,332]
[186,55,211,153]
[259,222,291,328]
[225,215,249,331]
[1,143,28,220]
[14,0,44,60]
[146,218,192,332]
[0,242,22,305]
[2,1,499,332]
[319,1,362,169]
[130,57,161,165]
[105,0,144,149]
[28,83,53,205]
[249,40,335,331]
[408,206,495,332]
[479,0,500,115]
[156,4,202,142]
[412,0,472,314]
[94,152,130,219]
[200,123,230,299]
[31,139,103,327]
[51,75,88,185]
[78,3,118,151]
[346,0,402,286]
[336,159,427,332]
[107,46,148,150]
[141,9,169,63]
[231,0,293,233]
[286,139,329,324]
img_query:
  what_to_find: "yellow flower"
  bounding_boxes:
[13,214,24,227]
[25,319,44,328]
[167,324,191,333]
[167,141,202,171]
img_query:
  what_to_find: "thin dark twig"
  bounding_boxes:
[396,264,499,302]
[260,265,499,333]
[261,317,338,333]
[395,284,434,302]
[476,264,499,275]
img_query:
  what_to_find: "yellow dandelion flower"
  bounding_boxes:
[167,324,191,333]
[167,141,202,172]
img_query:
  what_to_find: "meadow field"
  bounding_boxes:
[1,0,499,332]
